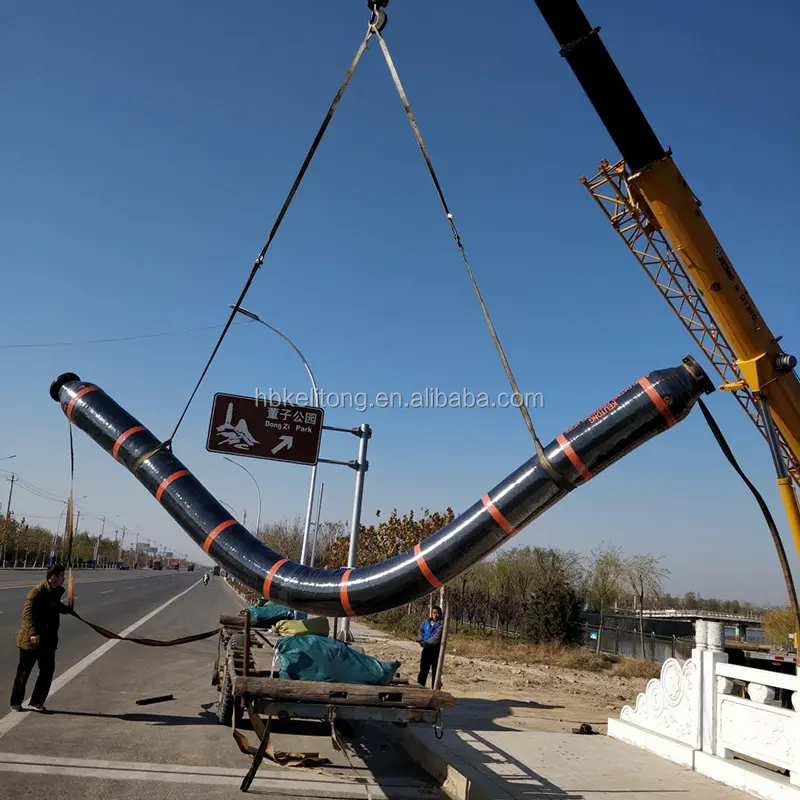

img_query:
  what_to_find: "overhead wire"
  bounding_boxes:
[0,468,136,531]
[0,321,253,350]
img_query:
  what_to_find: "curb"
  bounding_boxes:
[223,577,251,607]
[402,727,509,800]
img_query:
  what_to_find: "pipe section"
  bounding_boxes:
[49,356,713,617]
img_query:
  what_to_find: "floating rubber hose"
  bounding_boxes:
[49,356,713,617]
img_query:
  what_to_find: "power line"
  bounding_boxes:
[0,320,253,350]
[0,468,135,530]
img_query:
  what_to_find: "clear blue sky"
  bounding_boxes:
[2,1,798,604]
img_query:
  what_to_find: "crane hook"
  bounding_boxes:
[367,0,389,32]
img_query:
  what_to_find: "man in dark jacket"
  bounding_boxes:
[416,605,443,688]
[9,564,72,712]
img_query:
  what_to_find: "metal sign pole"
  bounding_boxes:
[300,462,317,565]
[339,423,371,641]
[310,482,324,568]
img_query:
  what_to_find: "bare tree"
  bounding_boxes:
[587,543,625,652]
[625,554,670,657]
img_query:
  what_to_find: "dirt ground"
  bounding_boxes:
[356,624,657,735]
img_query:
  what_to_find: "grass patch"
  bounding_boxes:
[364,614,661,680]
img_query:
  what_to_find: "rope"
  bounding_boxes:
[65,421,76,605]
[697,398,800,639]
[67,607,219,646]
[165,24,376,446]
[372,29,575,490]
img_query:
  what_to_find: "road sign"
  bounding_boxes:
[206,392,324,466]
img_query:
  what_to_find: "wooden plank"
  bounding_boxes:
[232,675,455,709]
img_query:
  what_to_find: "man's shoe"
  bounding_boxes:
[9,704,23,712]
[29,704,49,713]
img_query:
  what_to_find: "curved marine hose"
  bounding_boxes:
[49,356,713,617]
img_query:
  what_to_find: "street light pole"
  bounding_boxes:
[229,304,320,564]
[223,456,262,534]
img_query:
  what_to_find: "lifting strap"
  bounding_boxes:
[66,607,219,646]
[162,11,572,491]
[166,23,377,446]
[371,29,575,491]
[698,398,800,638]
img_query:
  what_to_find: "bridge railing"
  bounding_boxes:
[613,608,763,623]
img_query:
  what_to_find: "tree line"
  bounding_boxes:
[5,500,781,651]
[0,516,172,568]
[315,509,775,647]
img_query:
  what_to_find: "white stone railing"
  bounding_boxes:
[714,661,796,775]
[608,618,799,800]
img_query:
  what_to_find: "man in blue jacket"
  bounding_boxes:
[416,605,443,688]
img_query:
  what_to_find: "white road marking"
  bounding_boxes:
[0,579,201,740]
[0,574,174,591]
[100,590,114,595]
[0,752,422,797]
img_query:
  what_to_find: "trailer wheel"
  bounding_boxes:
[217,663,234,726]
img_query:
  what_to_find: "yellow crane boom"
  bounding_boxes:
[531,1,800,559]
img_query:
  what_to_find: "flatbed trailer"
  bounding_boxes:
[211,614,455,791]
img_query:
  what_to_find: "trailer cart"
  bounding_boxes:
[211,614,455,791]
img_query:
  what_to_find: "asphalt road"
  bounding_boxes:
[0,571,443,799]
[0,569,201,710]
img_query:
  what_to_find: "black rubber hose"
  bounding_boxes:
[49,356,713,617]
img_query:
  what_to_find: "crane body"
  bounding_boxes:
[531,0,800,561]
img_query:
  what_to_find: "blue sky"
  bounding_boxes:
[2,1,798,605]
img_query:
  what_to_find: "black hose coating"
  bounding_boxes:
[49,356,713,617]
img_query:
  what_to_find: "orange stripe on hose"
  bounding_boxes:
[340,569,355,617]
[638,377,677,427]
[113,426,145,460]
[481,494,517,535]
[556,434,592,481]
[155,470,189,502]
[66,386,98,421]
[414,543,443,589]
[202,519,237,553]
[262,558,289,600]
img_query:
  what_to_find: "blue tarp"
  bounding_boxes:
[247,603,295,627]
[246,602,308,627]
[274,635,401,685]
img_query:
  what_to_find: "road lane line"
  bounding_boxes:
[0,579,201,740]
[0,575,176,591]
[100,590,114,595]
[0,753,417,797]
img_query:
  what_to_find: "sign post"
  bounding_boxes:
[338,423,371,642]
[206,393,324,466]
